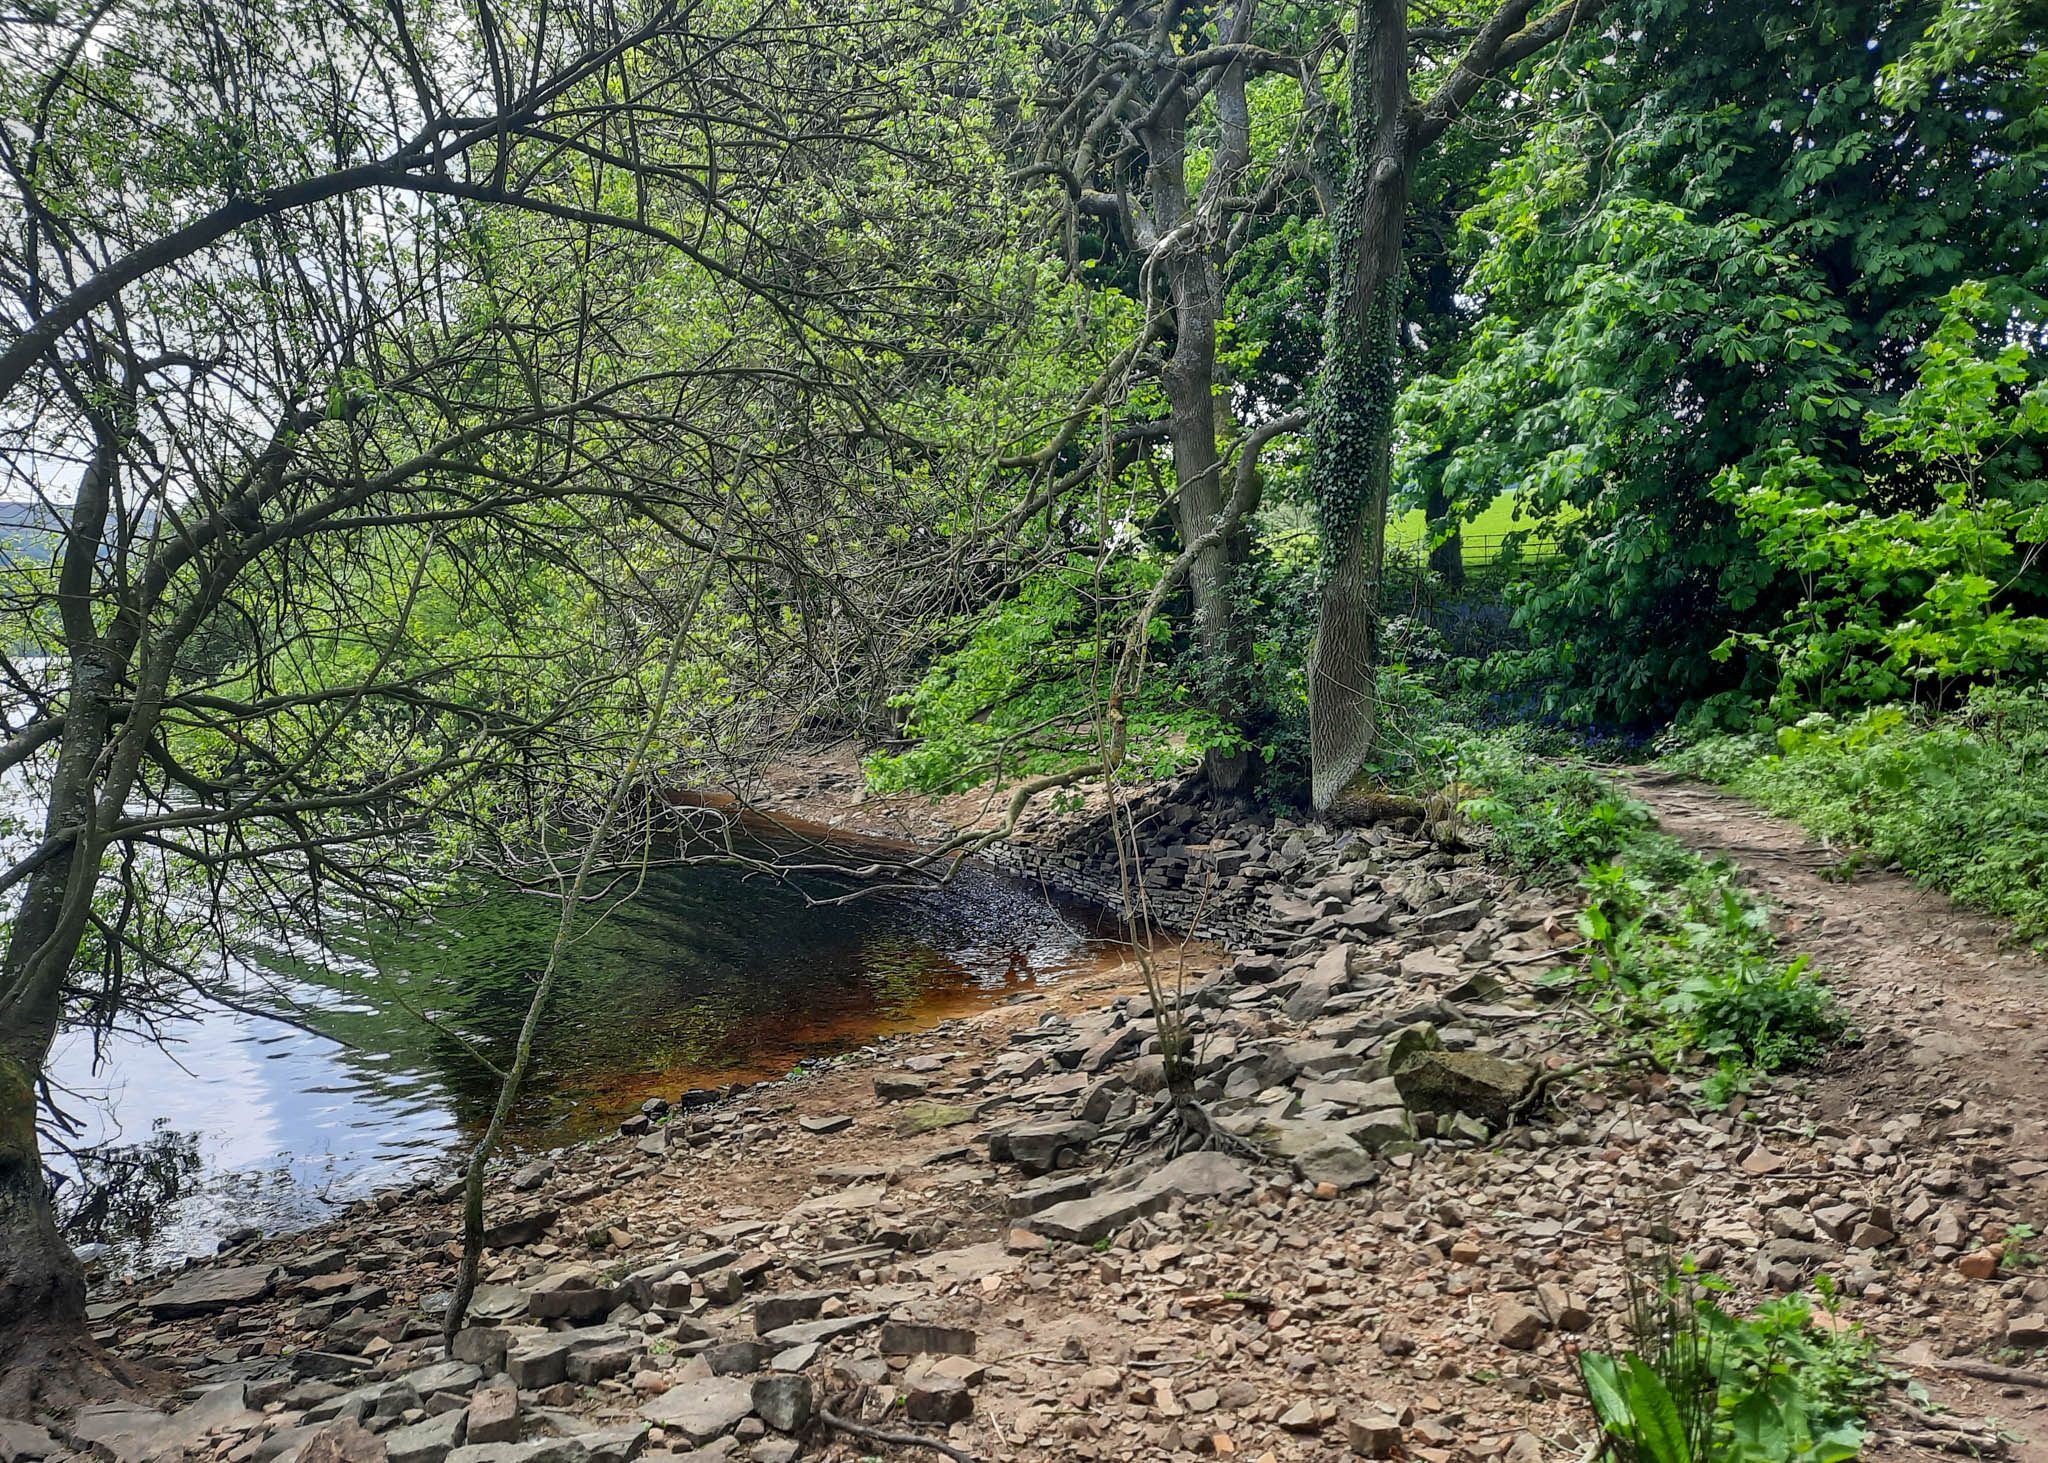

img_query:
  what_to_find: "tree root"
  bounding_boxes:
[816,1407,980,1462]
[0,1323,164,1420]
[1506,1051,1666,1127]
[1924,1357,2048,1391]
[1112,1092,1270,1167]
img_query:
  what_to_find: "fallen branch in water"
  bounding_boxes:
[817,1408,980,1462]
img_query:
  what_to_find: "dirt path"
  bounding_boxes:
[1628,772,2048,1462]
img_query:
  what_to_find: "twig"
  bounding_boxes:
[1183,1291,1276,1312]
[1925,1357,2048,1391]
[817,1408,981,1462]
[1507,1051,1663,1124]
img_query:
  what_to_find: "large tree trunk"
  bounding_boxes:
[1306,0,1411,812]
[1149,73,1254,800]
[0,441,147,1411]
[1162,249,1253,796]
[0,1019,90,1414]
[1424,479,1467,589]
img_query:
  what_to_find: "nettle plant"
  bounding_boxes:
[1715,281,2048,714]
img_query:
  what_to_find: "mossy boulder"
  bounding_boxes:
[1384,1022,1443,1074]
[1392,1051,1537,1127]
[893,1101,976,1137]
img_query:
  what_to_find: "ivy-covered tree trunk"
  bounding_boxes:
[1306,0,1411,812]
[1304,0,1596,809]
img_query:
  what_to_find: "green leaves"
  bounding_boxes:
[1582,1352,1697,1463]
[1716,282,2048,714]
[1398,0,2048,725]
[1579,1284,1880,1463]
[864,556,1239,797]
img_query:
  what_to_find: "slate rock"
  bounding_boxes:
[752,1290,844,1334]
[402,1361,482,1399]
[481,1209,557,1248]
[2007,1313,2048,1348]
[144,1265,279,1317]
[1005,1172,1094,1218]
[292,1352,372,1382]
[285,1249,350,1279]
[506,1338,573,1389]
[466,1387,520,1447]
[445,1444,587,1463]
[1393,1050,1536,1125]
[0,1422,58,1463]
[300,1422,389,1463]
[988,1119,1098,1176]
[893,1101,975,1137]
[1294,1135,1377,1190]
[705,1340,775,1376]
[567,1340,640,1383]
[1398,950,1462,983]
[757,1309,886,1348]
[1383,1022,1443,1073]
[872,1073,929,1101]
[1491,1301,1546,1351]
[636,1377,755,1445]
[1419,900,1485,934]
[385,1411,467,1463]
[878,1322,976,1357]
[1347,1415,1405,1459]
[904,1376,972,1424]
[749,1376,813,1433]
[451,1328,510,1374]
[72,1383,261,1463]
[1031,1151,1253,1245]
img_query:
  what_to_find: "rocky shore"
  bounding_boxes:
[7,781,2047,1463]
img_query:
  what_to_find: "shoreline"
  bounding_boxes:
[19,768,2047,1463]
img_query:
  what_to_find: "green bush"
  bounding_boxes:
[1666,687,2048,942]
[1573,857,1845,1086]
[864,556,1239,797]
[1450,734,1845,1094]
[1582,1273,1879,1463]
[1455,741,1656,872]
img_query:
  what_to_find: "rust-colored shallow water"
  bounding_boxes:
[49,824,1136,1270]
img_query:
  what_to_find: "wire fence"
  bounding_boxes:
[1378,533,1570,660]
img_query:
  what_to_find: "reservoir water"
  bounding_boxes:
[46,837,1128,1272]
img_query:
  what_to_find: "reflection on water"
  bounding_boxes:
[48,855,1127,1271]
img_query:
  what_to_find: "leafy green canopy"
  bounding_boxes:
[1715,282,2048,713]
[1405,0,2048,725]
[865,557,1242,798]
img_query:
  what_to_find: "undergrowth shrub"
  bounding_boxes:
[1454,734,1846,1098]
[1450,737,1654,872]
[1573,861,1846,1092]
[1665,687,2048,942]
[1580,1261,1880,1463]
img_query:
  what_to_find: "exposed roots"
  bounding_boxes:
[1113,1091,1271,1166]
[816,1407,980,1462]
[0,1322,162,1421]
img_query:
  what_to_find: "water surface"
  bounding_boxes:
[49,847,1126,1271]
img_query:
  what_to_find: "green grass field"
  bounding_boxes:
[1386,491,1574,565]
